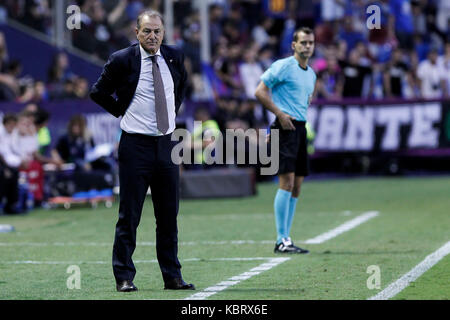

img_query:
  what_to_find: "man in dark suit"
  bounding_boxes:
[90,10,195,292]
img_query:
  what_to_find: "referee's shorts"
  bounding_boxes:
[270,118,309,177]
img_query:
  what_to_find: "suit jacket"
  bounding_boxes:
[90,43,188,118]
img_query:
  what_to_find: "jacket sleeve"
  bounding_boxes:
[176,52,188,112]
[89,54,123,118]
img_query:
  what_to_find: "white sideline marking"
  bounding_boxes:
[185,257,290,300]
[368,241,450,300]
[303,211,379,244]
[0,211,379,248]
[0,240,276,246]
[0,257,276,265]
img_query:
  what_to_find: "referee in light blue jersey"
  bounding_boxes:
[255,27,316,254]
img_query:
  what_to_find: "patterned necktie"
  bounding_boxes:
[150,55,169,134]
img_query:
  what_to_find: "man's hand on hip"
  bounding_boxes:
[277,112,296,130]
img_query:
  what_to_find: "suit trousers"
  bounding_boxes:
[113,131,182,283]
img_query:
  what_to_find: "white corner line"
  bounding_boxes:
[368,241,450,300]
[184,257,291,300]
[303,211,379,244]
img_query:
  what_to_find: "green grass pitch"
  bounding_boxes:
[0,176,449,300]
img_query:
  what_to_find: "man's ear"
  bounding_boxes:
[135,27,139,38]
[291,41,296,51]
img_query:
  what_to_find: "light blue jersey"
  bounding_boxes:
[261,56,316,121]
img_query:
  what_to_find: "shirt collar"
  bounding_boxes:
[292,56,308,71]
[139,44,161,60]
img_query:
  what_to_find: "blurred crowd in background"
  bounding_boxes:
[0,1,448,109]
[0,0,450,213]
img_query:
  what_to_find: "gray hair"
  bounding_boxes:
[137,10,165,30]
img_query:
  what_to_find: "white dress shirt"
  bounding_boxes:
[0,128,38,168]
[120,44,176,136]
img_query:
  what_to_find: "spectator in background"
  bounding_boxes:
[402,49,421,98]
[73,76,89,99]
[18,107,54,205]
[0,32,9,72]
[15,76,36,103]
[181,22,202,74]
[48,76,81,101]
[0,60,22,101]
[214,96,238,131]
[383,48,409,98]
[339,49,373,98]
[279,16,297,57]
[343,0,367,34]
[12,109,60,206]
[251,17,277,50]
[21,0,51,35]
[47,52,73,84]
[238,44,267,125]
[72,0,118,61]
[0,113,21,214]
[354,40,374,66]
[0,51,44,104]
[226,3,249,44]
[209,4,225,54]
[23,102,37,113]
[321,0,346,25]
[222,19,243,46]
[316,55,343,99]
[236,98,257,129]
[411,0,427,36]
[367,0,395,57]
[435,0,450,39]
[437,41,450,98]
[114,18,139,49]
[320,0,346,46]
[14,77,49,104]
[173,0,194,31]
[412,33,430,62]
[101,0,129,32]
[258,44,275,70]
[314,20,336,47]
[5,111,39,207]
[32,80,48,102]
[30,106,52,157]
[336,39,348,61]
[188,106,221,170]
[389,0,415,50]
[239,45,263,100]
[13,111,39,164]
[417,48,446,98]
[214,44,244,97]
[52,114,95,172]
[295,0,315,28]
[47,52,76,100]
[21,105,59,164]
[339,16,365,55]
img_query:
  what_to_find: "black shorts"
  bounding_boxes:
[270,118,309,176]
